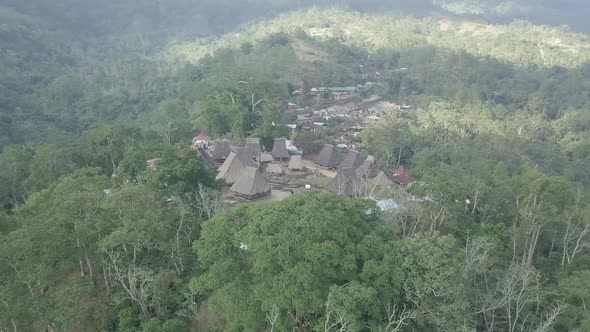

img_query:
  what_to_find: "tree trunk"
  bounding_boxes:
[85,255,94,277]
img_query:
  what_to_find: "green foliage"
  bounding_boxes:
[192,193,405,330]
[145,146,221,196]
[1,1,590,331]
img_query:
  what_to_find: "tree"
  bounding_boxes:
[400,232,472,330]
[191,193,401,330]
[145,146,220,196]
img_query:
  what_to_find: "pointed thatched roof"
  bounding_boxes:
[315,144,342,168]
[197,148,217,169]
[356,155,379,178]
[327,168,363,197]
[230,166,272,200]
[211,140,231,161]
[372,171,395,187]
[288,155,304,171]
[258,152,275,164]
[245,138,263,158]
[236,148,258,168]
[339,150,363,170]
[271,138,290,160]
[266,163,284,175]
[216,152,242,184]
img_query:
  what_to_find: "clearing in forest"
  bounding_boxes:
[292,38,329,62]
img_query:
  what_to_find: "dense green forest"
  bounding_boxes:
[1,0,590,331]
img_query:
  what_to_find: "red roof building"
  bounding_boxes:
[392,166,416,186]
[193,134,210,148]
[194,133,209,141]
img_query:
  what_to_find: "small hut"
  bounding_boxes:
[266,163,284,175]
[392,166,416,186]
[339,150,363,170]
[236,148,258,168]
[192,133,210,148]
[211,140,231,161]
[315,144,342,169]
[327,168,363,197]
[216,152,243,184]
[245,138,263,158]
[356,155,379,178]
[288,155,304,171]
[230,166,272,200]
[271,138,290,161]
[259,152,275,164]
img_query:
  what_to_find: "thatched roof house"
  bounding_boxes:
[372,171,395,187]
[245,138,263,158]
[197,148,217,169]
[339,150,363,170]
[288,155,304,171]
[236,148,258,168]
[328,167,363,197]
[216,152,243,184]
[271,138,290,160]
[315,144,342,169]
[259,152,275,164]
[211,140,231,161]
[356,155,379,178]
[266,163,284,175]
[230,166,272,200]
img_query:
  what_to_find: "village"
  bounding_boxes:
[191,85,419,211]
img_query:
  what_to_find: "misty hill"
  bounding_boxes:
[1,3,588,150]
[164,8,590,69]
[1,1,590,331]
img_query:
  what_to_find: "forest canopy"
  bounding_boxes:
[1,0,590,331]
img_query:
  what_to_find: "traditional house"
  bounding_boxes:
[192,133,210,148]
[372,171,395,187]
[392,166,416,186]
[327,168,363,197]
[258,152,275,164]
[315,144,342,169]
[211,140,231,162]
[197,148,217,169]
[356,155,379,178]
[230,166,272,200]
[266,163,284,175]
[339,150,363,170]
[245,138,263,158]
[236,148,258,168]
[216,152,242,184]
[271,138,290,161]
[288,155,304,171]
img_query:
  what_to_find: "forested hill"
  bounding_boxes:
[164,8,590,68]
[1,2,590,331]
[2,2,589,150]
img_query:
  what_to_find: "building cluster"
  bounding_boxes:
[313,144,416,198]
[187,132,417,202]
[288,99,406,148]
[191,136,305,200]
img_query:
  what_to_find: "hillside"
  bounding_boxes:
[1,3,590,331]
[163,8,590,68]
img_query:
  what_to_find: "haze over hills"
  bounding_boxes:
[1,1,589,331]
